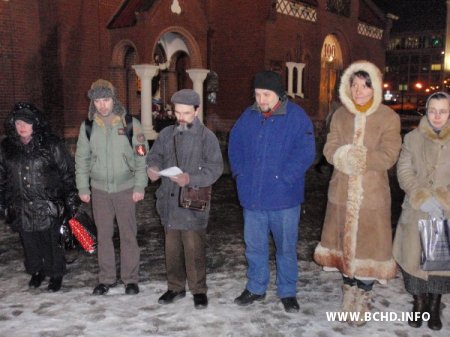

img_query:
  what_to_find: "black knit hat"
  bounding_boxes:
[254,71,285,98]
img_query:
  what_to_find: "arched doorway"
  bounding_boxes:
[153,32,192,111]
[319,35,343,119]
[111,40,139,116]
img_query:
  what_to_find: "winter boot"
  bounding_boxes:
[341,284,357,321]
[428,293,442,331]
[349,288,372,327]
[408,293,428,328]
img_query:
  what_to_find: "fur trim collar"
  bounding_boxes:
[418,116,450,141]
[339,60,383,117]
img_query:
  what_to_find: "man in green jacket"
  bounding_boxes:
[75,79,148,295]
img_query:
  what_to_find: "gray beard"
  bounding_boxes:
[176,123,193,131]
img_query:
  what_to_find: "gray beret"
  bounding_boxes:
[171,89,200,106]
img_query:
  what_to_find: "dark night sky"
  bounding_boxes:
[371,0,446,32]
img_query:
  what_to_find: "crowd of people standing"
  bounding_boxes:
[0,63,448,331]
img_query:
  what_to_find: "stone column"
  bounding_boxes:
[132,64,159,140]
[186,68,210,122]
[286,62,305,98]
[286,62,296,98]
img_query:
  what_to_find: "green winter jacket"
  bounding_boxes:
[75,114,148,195]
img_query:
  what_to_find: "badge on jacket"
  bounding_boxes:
[137,133,146,143]
[117,128,125,135]
[135,144,147,156]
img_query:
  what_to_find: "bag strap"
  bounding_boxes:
[124,114,133,148]
[84,118,93,140]
[84,115,133,148]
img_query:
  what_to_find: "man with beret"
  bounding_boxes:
[75,79,149,295]
[0,102,79,292]
[228,71,316,312]
[146,89,223,309]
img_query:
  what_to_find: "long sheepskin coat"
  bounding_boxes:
[393,117,450,279]
[314,61,402,282]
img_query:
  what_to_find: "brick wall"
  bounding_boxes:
[0,0,389,140]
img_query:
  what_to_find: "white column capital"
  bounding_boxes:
[286,62,298,70]
[132,64,160,79]
[186,68,210,82]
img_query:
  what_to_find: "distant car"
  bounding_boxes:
[384,102,423,134]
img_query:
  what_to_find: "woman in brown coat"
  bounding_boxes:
[393,91,450,331]
[314,60,402,326]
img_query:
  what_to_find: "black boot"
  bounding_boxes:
[29,271,45,288]
[428,293,442,331]
[408,293,428,328]
[48,277,63,292]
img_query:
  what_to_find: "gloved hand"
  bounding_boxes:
[147,166,160,182]
[420,197,444,219]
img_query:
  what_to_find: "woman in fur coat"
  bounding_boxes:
[314,60,402,326]
[393,91,450,331]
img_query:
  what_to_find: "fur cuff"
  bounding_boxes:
[333,144,366,176]
[409,188,432,210]
[333,145,352,174]
[434,187,450,210]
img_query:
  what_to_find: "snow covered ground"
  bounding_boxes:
[0,175,448,337]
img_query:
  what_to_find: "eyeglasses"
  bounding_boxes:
[428,109,450,116]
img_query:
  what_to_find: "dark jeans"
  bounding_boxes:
[164,228,207,294]
[21,226,66,278]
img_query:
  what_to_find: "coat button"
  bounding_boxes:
[171,193,174,197]
[29,201,33,205]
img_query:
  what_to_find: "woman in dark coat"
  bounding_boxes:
[0,102,79,292]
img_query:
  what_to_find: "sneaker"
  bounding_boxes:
[92,282,117,295]
[29,271,45,288]
[125,283,139,295]
[158,290,186,304]
[47,277,63,292]
[281,297,299,313]
[234,289,266,306]
[193,293,208,309]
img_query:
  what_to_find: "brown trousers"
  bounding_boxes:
[165,228,207,294]
[92,188,140,284]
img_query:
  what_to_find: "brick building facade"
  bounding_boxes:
[0,0,394,143]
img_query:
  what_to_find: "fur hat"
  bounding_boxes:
[254,71,285,98]
[171,89,200,106]
[88,79,116,100]
[87,79,126,120]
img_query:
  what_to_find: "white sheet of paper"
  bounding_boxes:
[157,166,183,177]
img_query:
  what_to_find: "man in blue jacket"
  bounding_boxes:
[228,71,315,313]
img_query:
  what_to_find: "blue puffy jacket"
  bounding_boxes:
[228,99,315,210]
